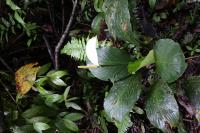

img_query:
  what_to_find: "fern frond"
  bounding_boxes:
[61,37,87,61]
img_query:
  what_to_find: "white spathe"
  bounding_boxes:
[86,36,99,66]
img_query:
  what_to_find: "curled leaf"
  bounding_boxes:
[15,62,40,95]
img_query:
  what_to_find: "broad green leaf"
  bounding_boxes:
[63,113,84,121]
[149,0,157,9]
[88,47,131,82]
[104,75,141,122]
[128,50,155,74]
[6,0,20,10]
[183,76,200,121]
[33,122,50,133]
[102,0,137,43]
[154,39,187,83]
[145,81,179,132]
[63,119,79,132]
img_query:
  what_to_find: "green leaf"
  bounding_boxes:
[37,63,51,76]
[145,81,179,132]
[6,0,20,10]
[63,113,84,121]
[149,0,157,9]
[102,0,138,44]
[14,12,25,26]
[50,78,67,86]
[115,114,132,133]
[45,94,63,104]
[22,106,45,119]
[91,14,104,33]
[154,39,187,83]
[63,86,70,100]
[47,70,68,79]
[65,102,82,110]
[26,116,50,124]
[128,50,155,74]
[104,75,141,122]
[88,47,131,82]
[63,119,79,132]
[183,76,200,121]
[33,122,50,133]
[11,125,36,133]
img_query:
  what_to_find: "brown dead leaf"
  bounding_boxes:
[15,62,40,95]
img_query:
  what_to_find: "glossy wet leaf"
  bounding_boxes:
[6,0,20,10]
[33,122,50,133]
[145,81,179,132]
[102,0,136,43]
[15,62,40,95]
[154,39,187,83]
[128,50,155,74]
[88,47,131,82]
[183,76,200,121]
[63,113,84,121]
[104,75,141,122]
[63,119,79,132]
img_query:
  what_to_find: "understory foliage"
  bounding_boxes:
[0,0,200,133]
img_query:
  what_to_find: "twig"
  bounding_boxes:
[54,0,78,69]
[61,0,65,33]
[0,79,16,105]
[0,56,14,73]
[47,0,59,39]
[43,35,55,67]
[186,55,200,60]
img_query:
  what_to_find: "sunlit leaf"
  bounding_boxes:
[15,62,40,95]
[145,81,179,132]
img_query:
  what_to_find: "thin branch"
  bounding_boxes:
[61,0,65,33]
[47,0,59,39]
[54,0,78,69]
[0,56,14,73]
[43,35,55,67]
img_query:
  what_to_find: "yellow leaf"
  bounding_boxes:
[15,62,40,95]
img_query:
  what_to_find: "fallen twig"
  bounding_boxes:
[54,0,78,69]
